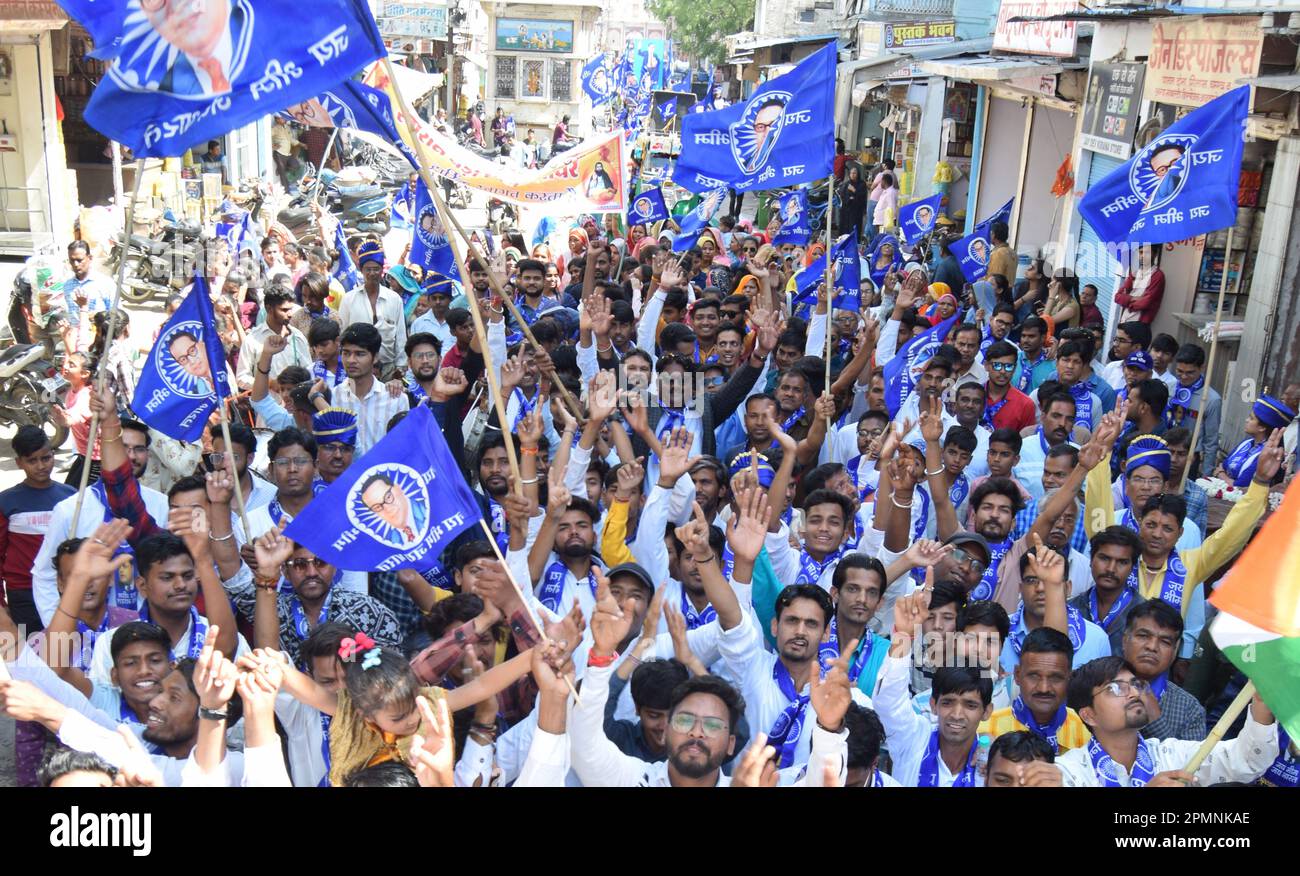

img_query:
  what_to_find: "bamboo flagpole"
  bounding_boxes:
[69,161,146,535]
[823,174,835,428]
[1180,229,1233,491]
[1182,681,1255,775]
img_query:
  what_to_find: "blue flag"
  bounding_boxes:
[582,54,613,105]
[672,188,728,253]
[283,405,482,573]
[215,211,251,256]
[1079,85,1247,246]
[772,189,812,246]
[280,79,417,169]
[883,314,960,417]
[658,97,678,123]
[674,42,835,194]
[697,66,717,112]
[974,198,1013,236]
[333,222,362,292]
[866,233,903,287]
[131,274,230,442]
[65,0,384,157]
[897,193,942,245]
[793,235,860,310]
[409,180,456,280]
[951,228,993,284]
[628,187,670,226]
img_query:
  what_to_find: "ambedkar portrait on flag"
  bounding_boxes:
[160,322,217,398]
[1132,134,1195,213]
[730,91,792,175]
[109,0,254,99]
[351,465,431,550]
[966,236,989,267]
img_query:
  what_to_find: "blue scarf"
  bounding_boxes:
[656,406,686,444]
[407,375,430,407]
[818,614,873,683]
[982,390,1009,431]
[73,612,114,673]
[1010,695,1069,754]
[539,560,597,613]
[511,386,540,431]
[908,488,935,585]
[1165,374,1204,428]
[1223,437,1264,488]
[720,544,735,580]
[679,582,717,629]
[89,481,140,612]
[949,473,970,510]
[317,712,333,788]
[288,588,333,644]
[1259,729,1300,788]
[1009,604,1087,656]
[781,406,806,432]
[1087,735,1156,787]
[1069,381,1094,429]
[917,730,980,787]
[137,604,207,660]
[767,660,813,769]
[312,358,345,386]
[1149,673,1169,702]
[269,480,329,527]
[796,545,842,587]
[1088,582,1138,632]
[1146,549,1190,614]
[488,498,509,553]
[970,536,1013,601]
[1018,351,1047,392]
[846,456,877,504]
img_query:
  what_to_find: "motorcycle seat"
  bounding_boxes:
[116,233,171,255]
[0,343,44,377]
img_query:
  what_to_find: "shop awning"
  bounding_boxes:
[1241,73,1300,93]
[918,55,1067,81]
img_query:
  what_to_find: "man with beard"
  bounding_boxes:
[981,341,1036,433]
[1031,340,1103,433]
[1057,656,1278,786]
[1017,316,1056,392]
[1120,600,1206,742]
[688,457,729,525]
[529,495,605,620]
[402,333,470,468]
[513,258,562,327]
[474,434,517,555]
[206,422,276,511]
[979,627,1091,754]
[1014,387,1078,501]
[223,523,401,667]
[823,555,891,697]
[1110,378,1168,479]
[664,524,727,633]
[948,382,991,479]
[1069,526,1143,653]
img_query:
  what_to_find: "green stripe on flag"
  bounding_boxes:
[1213,611,1300,741]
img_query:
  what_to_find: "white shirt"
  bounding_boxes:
[235,323,312,390]
[243,472,278,511]
[1100,359,1127,391]
[1054,711,1279,786]
[331,376,410,455]
[873,653,984,787]
[409,310,453,355]
[32,483,170,624]
[89,613,251,686]
[275,691,328,787]
[340,287,410,370]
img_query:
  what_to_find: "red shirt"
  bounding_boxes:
[985,385,1037,433]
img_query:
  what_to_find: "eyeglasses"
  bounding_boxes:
[173,340,204,366]
[669,711,728,737]
[366,485,399,514]
[271,456,313,470]
[989,361,1015,373]
[283,557,331,573]
[703,376,725,387]
[205,452,239,467]
[1102,678,1150,698]
[319,443,353,456]
[950,547,987,574]
[720,310,740,321]
[1129,475,1165,489]
[410,351,439,362]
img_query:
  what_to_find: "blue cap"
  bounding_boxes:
[1124,350,1154,371]
[728,449,775,488]
[1253,394,1296,429]
[356,240,385,269]
[1125,434,1171,478]
[312,408,358,446]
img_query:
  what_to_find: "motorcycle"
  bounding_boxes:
[0,342,69,450]
[104,214,202,303]
[6,246,69,363]
[487,196,517,234]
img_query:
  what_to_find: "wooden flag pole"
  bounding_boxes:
[1182,680,1254,775]
[216,401,252,539]
[70,161,146,535]
[1180,228,1233,491]
[823,173,835,428]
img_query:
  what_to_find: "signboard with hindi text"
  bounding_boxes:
[993,0,1080,58]
[380,1,447,40]
[1144,17,1262,108]
[1080,62,1145,160]
[884,21,955,50]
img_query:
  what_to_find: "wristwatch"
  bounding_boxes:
[199,707,228,721]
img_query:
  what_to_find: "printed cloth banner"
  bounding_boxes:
[131,273,230,442]
[897,193,942,245]
[279,79,418,168]
[1078,85,1247,246]
[793,235,861,311]
[883,313,960,417]
[364,62,628,213]
[628,187,670,226]
[772,189,812,246]
[62,0,385,156]
[673,42,836,194]
[284,405,483,573]
[581,53,614,105]
[952,227,993,283]
[408,179,456,279]
[672,188,728,253]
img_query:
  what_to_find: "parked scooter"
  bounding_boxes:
[104,214,202,303]
[0,342,69,449]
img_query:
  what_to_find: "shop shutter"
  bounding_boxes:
[1077,152,1124,324]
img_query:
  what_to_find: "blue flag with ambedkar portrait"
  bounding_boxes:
[772,189,812,246]
[627,186,670,226]
[131,274,230,442]
[792,235,861,311]
[673,42,836,194]
[882,313,960,417]
[333,221,362,292]
[672,188,728,253]
[1079,85,1247,246]
[581,54,614,105]
[897,193,942,245]
[951,227,993,284]
[62,0,385,157]
[278,79,417,169]
[408,179,456,280]
[283,405,483,573]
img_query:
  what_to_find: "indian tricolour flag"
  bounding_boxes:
[1209,477,1300,740]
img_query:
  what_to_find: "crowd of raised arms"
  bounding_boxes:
[2,211,1298,790]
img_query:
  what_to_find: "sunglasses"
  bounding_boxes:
[283,557,331,573]
[989,361,1015,373]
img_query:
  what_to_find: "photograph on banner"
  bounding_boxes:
[496,18,573,53]
[1079,63,1145,160]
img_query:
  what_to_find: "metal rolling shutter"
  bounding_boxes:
[1077,152,1124,324]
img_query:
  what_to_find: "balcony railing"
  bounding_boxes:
[867,0,956,15]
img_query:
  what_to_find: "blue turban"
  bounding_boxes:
[356,240,386,270]
[1253,394,1296,430]
[728,449,776,488]
[1125,434,1171,478]
[312,408,358,447]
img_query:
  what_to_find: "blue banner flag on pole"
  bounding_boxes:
[131,274,230,442]
[1080,85,1248,246]
[698,66,717,112]
[283,405,483,573]
[952,227,993,283]
[672,188,728,252]
[673,42,836,194]
[582,53,613,105]
[63,0,385,157]
[215,211,251,256]
[882,313,960,417]
[973,198,1013,235]
[658,96,678,123]
[772,189,812,246]
[793,235,860,310]
[333,221,362,292]
[627,186,670,226]
[866,233,903,287]
[897,193,943,245]
[279,79,417,169]
[408,179,456,279]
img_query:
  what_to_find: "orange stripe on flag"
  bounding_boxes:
[1208,476,1300,638]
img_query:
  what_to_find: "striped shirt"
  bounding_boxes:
[332,377,410,455]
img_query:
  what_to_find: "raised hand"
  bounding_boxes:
[531,641,575,700]
[113,726,165,787]
[545,484,572,520]
[253,522,295,577]
[660,261,684,289]
[431,366,468,401]
[658,427,699,484]
[622,392,650,437]
[813,391,836,422]
[1025,532,1065,590]
[745,257,769,280]
[517,403,546,448]
[589,568,634,657]
[1254,428,1285,483]
[665,605,709,676]
[919,393,944,444]
[614,457,645,501]
[1016,761,1064,787]
[675,501,714,561]
[730,733,779,788]
[499,354,525,394]
[639,584,667,649]
[69,519,134,583]
[726,485,770,564]
[410,694,456,788]
[205,464,234,506]
[904,538,951,570]
[193,626,238,710]
[588,292,613,338]
[586,370,618,423]
[810,640,856,732]
[263,331,288,356]
[543,602,586,659]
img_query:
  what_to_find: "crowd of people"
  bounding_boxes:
[1,189,1298,790]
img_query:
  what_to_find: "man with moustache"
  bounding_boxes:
[979,627,1091,754]
[1069,526,1143,653]
[1120,600,1206,742]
